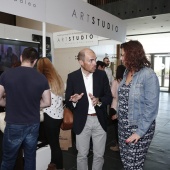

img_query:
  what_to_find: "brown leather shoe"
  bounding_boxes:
[110,145,119,152]
[47,163,57,170]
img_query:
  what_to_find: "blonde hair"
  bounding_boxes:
[37,57,64,96]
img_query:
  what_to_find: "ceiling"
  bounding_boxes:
[125,13,170,41]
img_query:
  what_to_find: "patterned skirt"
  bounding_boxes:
[118,83,155,170]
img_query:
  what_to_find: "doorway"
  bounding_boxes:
[153,54,170,92]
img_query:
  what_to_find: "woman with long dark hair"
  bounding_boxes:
[117,40,160,169]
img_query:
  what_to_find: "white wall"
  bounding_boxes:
[53,47,88,83]
[0,23,50,42]
[90,39,121,77]
[91,45,114,60]
[90,40,119,61]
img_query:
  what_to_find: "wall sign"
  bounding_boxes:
[46,0,126,42]
[53,30,98,48]
[0,0,126,42]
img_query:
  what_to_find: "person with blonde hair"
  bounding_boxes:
[37,57,65,170]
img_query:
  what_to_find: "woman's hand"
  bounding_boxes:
[111,114,118,120]
[126,133,140,144]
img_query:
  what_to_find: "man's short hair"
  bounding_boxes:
[103,57,109,62]
[77,50,85,61]
[22,47,38,63]
[96,61,106,69]
[77,48,95,61]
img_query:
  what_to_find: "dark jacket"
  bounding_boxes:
[65,68,112,135]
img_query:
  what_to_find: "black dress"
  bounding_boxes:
[118,82,155,170]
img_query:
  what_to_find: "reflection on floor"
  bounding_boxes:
[160,87,169,92]
[62,92,170,170]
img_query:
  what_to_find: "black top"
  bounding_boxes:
[0,66,49,124]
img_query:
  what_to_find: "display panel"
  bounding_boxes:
[0,38,40,71]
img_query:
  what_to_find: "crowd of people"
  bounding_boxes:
[0,40,160,170]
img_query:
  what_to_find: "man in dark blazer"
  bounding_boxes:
[65,48,112,170]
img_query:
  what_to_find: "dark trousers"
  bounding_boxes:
[44,113,63,169]
[109,108,118,145]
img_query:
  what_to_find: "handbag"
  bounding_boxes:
[60,105,73,130]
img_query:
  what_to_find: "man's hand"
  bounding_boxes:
[69,93,84,103]
[89,93,99,106]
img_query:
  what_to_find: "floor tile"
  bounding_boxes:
[62,92,170,170]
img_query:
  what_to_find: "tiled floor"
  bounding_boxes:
[62,92,170,170]
[0,92,169,170]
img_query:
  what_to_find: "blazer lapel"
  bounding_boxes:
[77,68,87,93]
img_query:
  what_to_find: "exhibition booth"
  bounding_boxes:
[0,0,126,81]
[0,0,126,169]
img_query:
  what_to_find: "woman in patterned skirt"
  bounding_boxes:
[112,40,160,169]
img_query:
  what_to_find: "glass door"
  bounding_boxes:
[154,55,170,92]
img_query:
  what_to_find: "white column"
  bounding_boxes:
[42,22,46,57]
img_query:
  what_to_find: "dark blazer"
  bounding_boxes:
[65,68,112,135]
